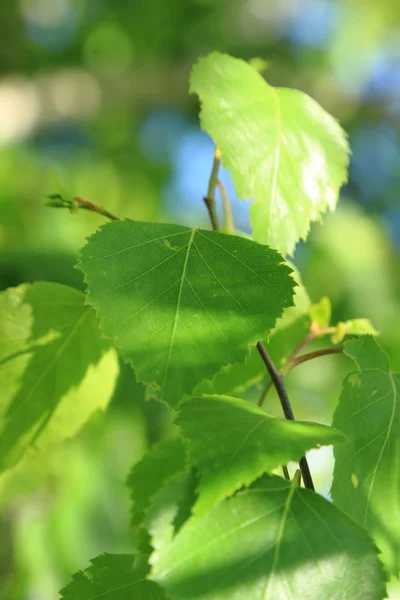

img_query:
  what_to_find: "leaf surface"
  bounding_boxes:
[144,470,197,552]
[190,52,349,255]
[331,318,378,344]
[194,313,311,397]
[309,296,331,327]
[60,553,166,599]
[194,264,311,397]
[331,335,400,575]
[150,474,386,600]
[127,436,187,526]
[78,220,295,406]
[0,283,118,472]
[177,395,345,514]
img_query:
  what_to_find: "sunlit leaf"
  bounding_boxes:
[60,553,166,599]
[176,395,345,515]
[308,296,331,327]
[78,220,295,406]
[0,283,118,472]
[190,52,349,255]
[332,335,400,575]
[331,318,378,344]
[150,474,386,600]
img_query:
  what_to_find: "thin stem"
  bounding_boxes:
[286,331,315,364]
[282,465,290,481]
[217,180,235,233]
[203,147,221,231]
[256,341,315,490]
[46,193,121,221]
[298,457,314,490]
[74,197,120,221]
[258,345,344,406]
[291,346,344,368]
[258,379,274,407]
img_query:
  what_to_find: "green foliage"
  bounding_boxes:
[2,48,396,600]
[309,296,331,327]
[150,474,386,600]
[78,220,295,406]
[194,313,311,398]
[332,336,400,575]
[176,395,345,515]
[194,265,311,397]
[0,282,118,472]
[60,553,167,599]
[127,436,187,526]
[144,470,197,552]
[330,318,378,343]
[190,52,350,255]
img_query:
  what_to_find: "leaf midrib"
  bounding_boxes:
[161,229,196,400]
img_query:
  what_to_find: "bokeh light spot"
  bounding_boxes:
[84,23,134,77]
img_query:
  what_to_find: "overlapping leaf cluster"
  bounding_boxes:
[61,396,386,600]
[1,51,396,599]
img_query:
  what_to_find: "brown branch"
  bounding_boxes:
[258,345,344,406]
[256,342,315,490]
[291,346,344,368]
[74,197,120,221]
[286,331,315,364]
[45,193,121,221]
[203,148,221,231]
[216,180,234,233]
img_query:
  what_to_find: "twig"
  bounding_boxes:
[203,147,221,231]
[282,465,290,481]
[258,345,344,406]
[217,180,235,233]
[256,341,315,490]
[286,331,315,365]
[74,196,120,221]
[258,379,274,407]
[46,193,121,221]
[291,346,344,368]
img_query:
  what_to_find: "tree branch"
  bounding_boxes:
[258,344,344,406]
[217,180,235,233]
[286,331,315,365]
[74,196,120,221]
[291,346,344,368]
[282,464,291,481]
[256,341,315,490]
[203,147,221,231]
[46,193,121,221]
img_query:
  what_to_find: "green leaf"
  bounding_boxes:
[60,553,167,599]
[127,436,187,526]
[194,267,311,398]
[331,318,378,344]
[0,283,118,472]
[194,314,311,398]
[144,470,197,552]
[274,261,310,331]
[150,474,386,600]
[331,335,400,575]
[190,52,349,255]
[78,220,295,406]
[308,296,331,327]
[176,395,346,515]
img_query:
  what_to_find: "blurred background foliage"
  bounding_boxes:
[0,0,399,598]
